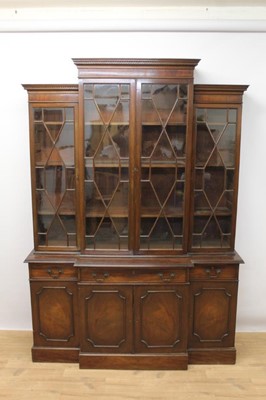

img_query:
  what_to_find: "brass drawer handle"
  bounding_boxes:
[158,272,176,282]
[92,272,110,283]
[47,268,63,279]
[205,267,221,279]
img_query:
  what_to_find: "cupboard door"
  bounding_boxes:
[134,285,188,353]
[137,82,192,252]
[191,107,238,250]
[79,285,133,353]
[83,82,134,251]
[30,281,79,347]
[189,281,238,348]
[32,105,79,250]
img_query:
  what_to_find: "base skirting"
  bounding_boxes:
[32,347,79,363]
[188,347,236,364]
[31,347,237,368]
[79,352,188,370]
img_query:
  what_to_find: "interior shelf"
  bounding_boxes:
[194,208,232,217]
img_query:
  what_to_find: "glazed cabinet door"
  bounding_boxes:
[82,81,135,251]
[191,107,238,250]
[136,81,193,253]
[79,285,133,353]
[134,285,188,353]
[82,78,194,254]
[30,103,79,250]
[190,85,248,251]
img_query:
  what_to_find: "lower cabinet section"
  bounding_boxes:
[27,257,241,369]
[30,280,80,362]
[79,285,188,353]
[78,284,189,369]
[188,264,239,365]
[189,282,238,348]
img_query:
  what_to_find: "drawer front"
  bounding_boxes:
[29,264,77,281]
[190,265,239,281]
[80,268,188,284]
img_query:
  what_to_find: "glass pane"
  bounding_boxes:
[207,109,227,124]
[36,191,54,214]
[57,122,75,166]
[47,216,67,246]
[59,191,76,214]
[142,218,174,250]
[167,125,186,158]
[141,84,187,125]
[192,108,237,249]
[94,169,119,205]
[150,168,176,205]
[34,109,42,121]
[34,123,53,165]
[226,169,235,190]
[164,182,184,214]
[43,109,64,122]
[44,166,65,208]
[45,123,63,143]
[36,168,44,189]
[109,182,129,216]
[141,182,161,215]
[66,168,75,189]
[217,124,236,167]
[168,100,187,124]
[140,83,188,250]
[86,217,120,250]
[65,108,74,121]
[84,83,130,250]
[33,107,77,248]
[195,123,215,167]
[192,216,231,249]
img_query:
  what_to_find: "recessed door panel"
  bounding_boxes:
[79,285,133,353]
[189,281,238,348]
[134,285,188,353]
[30,281,79,347]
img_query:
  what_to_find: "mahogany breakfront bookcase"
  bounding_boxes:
[23,58,248,370]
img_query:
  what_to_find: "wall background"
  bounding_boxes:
[0,27,265,331]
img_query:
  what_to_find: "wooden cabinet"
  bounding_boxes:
[188,258,240,364]
[24,59,248,369]
[28,260,80,362]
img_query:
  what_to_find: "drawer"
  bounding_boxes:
[29,264,77,281]
[79,268,188,284]
[190,265,239,281]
